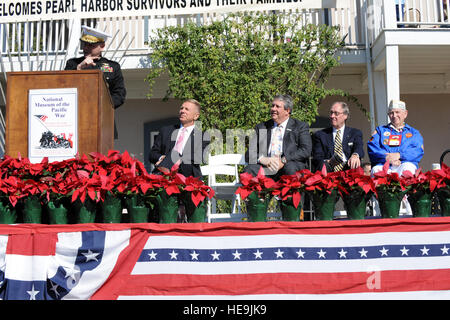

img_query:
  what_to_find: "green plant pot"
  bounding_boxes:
[437,189,450,216]
[311,189,339,221]
[246,191,270,222]
[125,195,150,223]
[409,191,432,218]
[46,201,68,224]
[342,190,370,220]
[182,192,207,223]
[22,197,42,224]
[279,197,302,221]
[71,199,97,223]
[128,206,149,223]
[377,190,406,219]
[101,193,122,223]
[156,190,179,224]
[185,200,207,223]
[0,201,17,224]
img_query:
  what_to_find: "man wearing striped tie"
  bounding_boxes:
[312,102,365,172]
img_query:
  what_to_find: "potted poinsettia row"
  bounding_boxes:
[0,151,215,224]
[235,162,450,221]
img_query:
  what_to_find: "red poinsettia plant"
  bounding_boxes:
[154,162,187,196]
[184,176,215,207]
[271,170,309,209]
[235,167,277,201]
[401,168,434,195]
[371,162,408,195]
[303,165,341,195]
[0,175,25,207]
[337,167,376,197]
[0,154,47,179]
[427,163,450,192]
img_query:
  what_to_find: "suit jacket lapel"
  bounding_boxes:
[184,127,196,152]
[326,127,334,154]
[282,118,294,154]
[265,120,274,153]
[342,126,350,154]
[169,125,179,150]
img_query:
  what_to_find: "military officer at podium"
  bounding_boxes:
[65,25,126,138]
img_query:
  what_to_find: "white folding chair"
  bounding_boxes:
[200,153,247,222]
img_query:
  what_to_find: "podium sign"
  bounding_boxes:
[28,88,78,163]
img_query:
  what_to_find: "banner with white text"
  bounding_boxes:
[0,0,350,23]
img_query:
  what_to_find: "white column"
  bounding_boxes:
[385,45,400,109]
[373,70,388,126]
[372,45,400,127]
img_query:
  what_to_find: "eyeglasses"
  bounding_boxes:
[329,111,345,116]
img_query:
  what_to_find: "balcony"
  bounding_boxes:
[0,2,366,73]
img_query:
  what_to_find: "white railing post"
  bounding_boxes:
[66,19,81,61]
[383,0,397,29]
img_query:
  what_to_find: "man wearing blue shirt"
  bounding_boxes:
[367,100,424,175]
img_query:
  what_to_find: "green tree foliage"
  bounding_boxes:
[146,12,351,133]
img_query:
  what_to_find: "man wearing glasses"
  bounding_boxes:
[312,101,364,172]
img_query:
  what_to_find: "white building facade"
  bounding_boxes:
[0,0,449,171]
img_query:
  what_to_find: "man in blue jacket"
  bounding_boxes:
[367,100,424,175]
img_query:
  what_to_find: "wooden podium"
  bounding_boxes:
[5,70,114,159]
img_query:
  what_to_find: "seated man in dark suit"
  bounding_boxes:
[244,94,312,180]
[149,99,208,178]
[312,101,364,172]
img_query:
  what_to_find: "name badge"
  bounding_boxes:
[388,134,402,146]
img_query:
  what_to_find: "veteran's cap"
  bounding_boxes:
[80,25,111,43]
[388,100,406,111]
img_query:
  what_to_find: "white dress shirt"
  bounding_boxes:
[268,118,289,156]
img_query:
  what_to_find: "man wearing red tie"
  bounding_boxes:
[149,99,208,178]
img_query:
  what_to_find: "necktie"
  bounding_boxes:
[334,129,345,172]
[174,127,187,154]
[270,125,283,157]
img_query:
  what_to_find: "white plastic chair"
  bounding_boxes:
[200,153,247,222]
